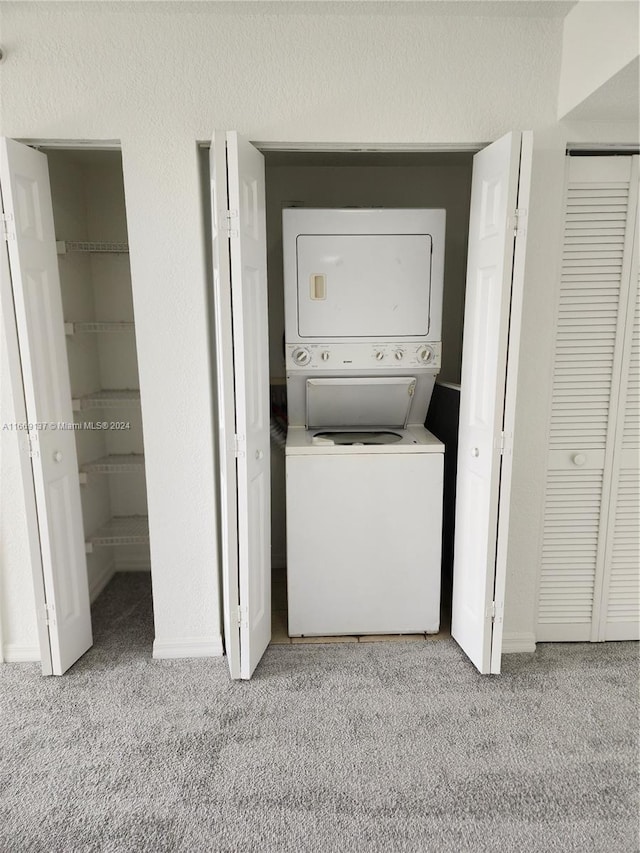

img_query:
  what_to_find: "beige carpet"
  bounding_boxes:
[1,573,638,853]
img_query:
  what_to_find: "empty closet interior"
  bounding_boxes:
[46,149,151,616]
[260,150,475,635]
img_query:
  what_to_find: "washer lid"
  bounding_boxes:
[306,377,416,428]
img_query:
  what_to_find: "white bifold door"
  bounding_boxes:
[451,131,532,674]
[210,131,271,680]
[1,137,92,675]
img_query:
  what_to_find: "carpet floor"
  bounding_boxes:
[1,573,638,853]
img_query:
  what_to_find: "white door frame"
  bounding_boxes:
[211,134,524,673]
[199,141,486,156]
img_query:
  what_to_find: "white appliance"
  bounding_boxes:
[284,208,446,636]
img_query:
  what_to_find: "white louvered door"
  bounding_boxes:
[538,156,639,643]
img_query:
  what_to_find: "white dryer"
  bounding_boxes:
[283,208,446,636]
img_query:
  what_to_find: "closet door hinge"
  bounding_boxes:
[234,434,246,458]
[1,212,14,241]
[511,207,527,237]
[495,431,507,455]
[236,605,248,629]
[226,209,238,238]
[42,603,56,627]
[486,601,496,622]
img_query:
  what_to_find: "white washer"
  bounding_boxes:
[286,425,444,636]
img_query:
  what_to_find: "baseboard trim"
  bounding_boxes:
[88,561,115,603]
[502,632,536,654]
[3,643,40,663]
[152,635,224,660]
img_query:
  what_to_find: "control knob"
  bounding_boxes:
[417,346,434,364]
[375,351,384,361]
[292,347,311,366]
[321,351,330,362]
[394,349,405,361]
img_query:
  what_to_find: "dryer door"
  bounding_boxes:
[296,233,432,338]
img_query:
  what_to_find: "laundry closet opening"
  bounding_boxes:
[202,146,476,644]
[45,147,153,652]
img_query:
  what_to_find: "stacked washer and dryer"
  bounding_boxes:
[283,209,446,637]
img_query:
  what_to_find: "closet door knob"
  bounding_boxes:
[255,449,264,460]
[53,451,63,463]
[572,453,586,467]
[471,447,480,458]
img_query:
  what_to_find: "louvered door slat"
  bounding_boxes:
[622,279,640,452]
[538,470,603,640]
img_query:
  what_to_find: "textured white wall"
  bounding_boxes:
[558,0,640,119]
[0,5,562,142]
[0,2,631,657]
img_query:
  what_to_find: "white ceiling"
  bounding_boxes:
[565,56,640,122]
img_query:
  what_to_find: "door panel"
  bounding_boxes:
[227,132,271,680]
[452,132,531,674]
[1,137,92,674]
[537,155,639,643]
[210,131,241,679]
[211,131,270,680]
[0,218,52,673]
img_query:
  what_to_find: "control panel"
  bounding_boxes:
[286,342,442,371]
